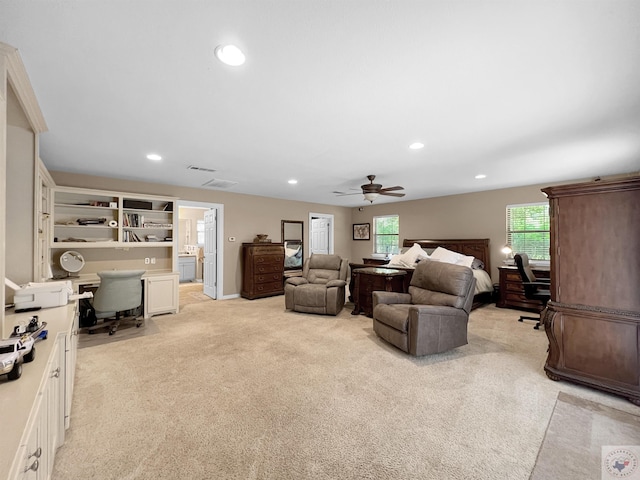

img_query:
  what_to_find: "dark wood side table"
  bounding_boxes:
[352,267,407,317]
[362,257,389,266]
[496,265,550,311]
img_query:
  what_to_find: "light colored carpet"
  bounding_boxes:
[179,282,213,308]
[532,392,640,479]
[52,299,638,480]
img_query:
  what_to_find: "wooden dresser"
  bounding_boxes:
[541,176,640,404]
[497,265,550,311]
[241,243,285,299]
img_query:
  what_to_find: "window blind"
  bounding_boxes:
[506,203,550,261]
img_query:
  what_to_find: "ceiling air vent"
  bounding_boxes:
[201,178,238,189]
[187,165,217,173]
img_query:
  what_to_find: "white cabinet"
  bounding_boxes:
[144,273,179,318]
[3,305,77,480]
[64,307,79,430]
[15,394,44,480]
[178,256,197,282]
[11,335,64,480]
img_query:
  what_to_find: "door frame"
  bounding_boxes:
[308,212,334,255]
[175,200,224,300]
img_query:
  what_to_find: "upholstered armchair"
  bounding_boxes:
[284,254,349,315]
[372,260,476,356]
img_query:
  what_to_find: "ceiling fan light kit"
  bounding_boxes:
[360,175,406,203]
[334,175,406,203]
[215,44,246,66]
[363,192,379,203]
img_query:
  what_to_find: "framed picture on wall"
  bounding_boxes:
[353,223,370,241]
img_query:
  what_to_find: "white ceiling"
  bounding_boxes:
[1,1,639,206]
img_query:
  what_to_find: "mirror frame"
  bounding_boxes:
[281,220,304,271]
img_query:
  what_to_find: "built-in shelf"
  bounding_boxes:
[51,187,175,248]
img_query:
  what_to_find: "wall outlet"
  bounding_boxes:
[144,257,150,265]
[151,257,156,264]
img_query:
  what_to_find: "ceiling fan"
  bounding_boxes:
[335,175,405,203]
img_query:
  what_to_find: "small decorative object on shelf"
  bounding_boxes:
[254,234,271,243]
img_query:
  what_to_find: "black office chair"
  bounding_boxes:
[514,253,550,330]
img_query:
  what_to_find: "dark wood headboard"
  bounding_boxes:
[402,238,490,273]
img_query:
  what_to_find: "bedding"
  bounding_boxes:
[349,238,493,310]
[384,258,493,295]
[383,244,493,295]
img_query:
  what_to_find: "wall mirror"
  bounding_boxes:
[281,220,303,270]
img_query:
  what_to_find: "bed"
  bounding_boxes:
[348,238,494,310]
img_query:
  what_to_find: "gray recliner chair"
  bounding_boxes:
[86,270,145,335]
[372,260,476,356]
[284,254,348,315]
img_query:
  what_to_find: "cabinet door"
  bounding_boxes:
[13,394,45,480]
[145,275,179,317]
[65,305,79,430]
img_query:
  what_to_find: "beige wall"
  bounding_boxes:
[48,171,602,295]
[49,171,352,297]
[350,182,562,282]
[5,84,35,299]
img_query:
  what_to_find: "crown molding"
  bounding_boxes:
[0,42,47,134]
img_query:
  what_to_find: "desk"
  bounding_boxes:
[352,268,407,317]
[496,266,550,311]
[73,270,179,319]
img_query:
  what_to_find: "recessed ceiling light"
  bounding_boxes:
[215,45,246,66]
[146,154,162,161]
[288,179,298,185]
[475,174,487,179]
[409,142,424,150]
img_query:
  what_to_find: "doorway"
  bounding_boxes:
[176,200,224,300]
[309,212,334,255]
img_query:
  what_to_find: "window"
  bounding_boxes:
[196,220,205,245]
[373,215,399,255]
[506,202,550,261]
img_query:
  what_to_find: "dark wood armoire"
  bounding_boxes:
[541,176,640,404]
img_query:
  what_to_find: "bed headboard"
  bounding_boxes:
[402,238,490,273]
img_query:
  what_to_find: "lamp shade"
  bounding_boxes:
[364,192,379,203]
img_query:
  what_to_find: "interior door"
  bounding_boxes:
[203,209,217,299]
[310,217,330,254]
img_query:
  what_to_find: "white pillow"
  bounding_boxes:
[387,254,402,265]
[391,243,425,267]
[457,255,475,268]
[430,246,463,264]
[418,249,430,260]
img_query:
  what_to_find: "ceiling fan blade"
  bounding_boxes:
[333,191,363,196]
[380,186,404,192]
[379,192,405,197]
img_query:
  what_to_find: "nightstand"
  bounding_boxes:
[351,267,407,317]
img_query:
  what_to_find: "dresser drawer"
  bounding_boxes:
[254,273,283,284]
[254,254,285,265]
[505,282,525,293]
[504,271,522,282]
[253,281,282,294]
[255,263,283,274]
[252,246,284,255]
